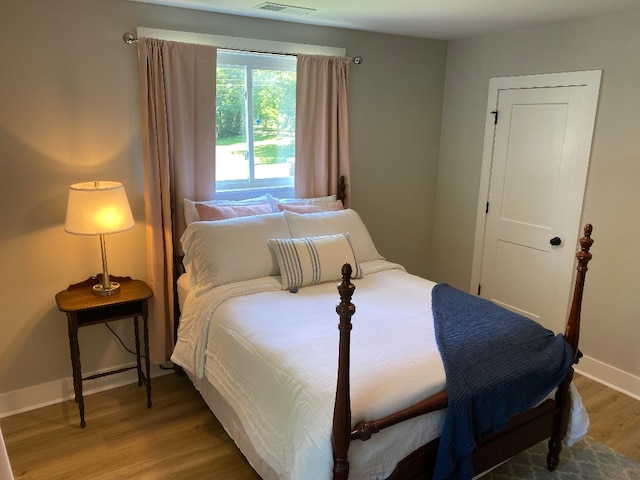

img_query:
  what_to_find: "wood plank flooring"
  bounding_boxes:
[1,373,638,479]
[1,373,260,480]
[573,373,640,462]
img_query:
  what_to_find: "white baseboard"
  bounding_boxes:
[0,363,171,418]
[575,355,640,401]
[3,356,638,418]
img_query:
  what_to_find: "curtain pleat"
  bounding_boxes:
[295,55,351,205]
[137,38,217,363]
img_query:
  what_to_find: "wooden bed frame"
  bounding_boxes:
[172,175,593,479]
[331,222,594,479]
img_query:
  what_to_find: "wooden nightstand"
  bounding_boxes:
[55,275,153,427]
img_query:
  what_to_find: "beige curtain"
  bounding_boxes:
[137,38,217,363]
[295,54,351,204]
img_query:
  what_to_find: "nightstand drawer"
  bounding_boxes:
[74,300,146,326]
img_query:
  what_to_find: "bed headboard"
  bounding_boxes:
[337,175,347,206]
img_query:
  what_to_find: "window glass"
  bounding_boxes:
[216,50,296,199]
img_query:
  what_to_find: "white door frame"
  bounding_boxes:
[470,70,602,296]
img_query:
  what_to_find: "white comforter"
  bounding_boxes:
[173,260,447,479]
[171,260,588,479]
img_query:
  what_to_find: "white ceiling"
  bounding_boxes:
[134,0,640,40]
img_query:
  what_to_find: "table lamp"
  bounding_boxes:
[64,181,135,296]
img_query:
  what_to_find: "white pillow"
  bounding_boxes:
[283,209,384,263]
[269,233,362,291]
[183,195,269,225]
[275,200,343,214]
[266,193,337,212]
[181,212,290,294]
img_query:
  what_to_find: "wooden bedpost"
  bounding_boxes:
[547,224,594,470]
[337,175,347,207]
[563,224,593,359]
[333,263,356,480]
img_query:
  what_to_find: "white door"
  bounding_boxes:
[470,71,601,333]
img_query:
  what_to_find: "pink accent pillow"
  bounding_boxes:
[195,203,273,221]
[277,200,344,214]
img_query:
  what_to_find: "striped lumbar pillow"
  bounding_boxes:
[269,233,362,292]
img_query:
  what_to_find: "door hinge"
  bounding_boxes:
[477,284,482,296]
[490,110,498,124]
[485,201,489,214]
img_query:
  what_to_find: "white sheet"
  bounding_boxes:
[177,273,191,313]
[171,260,588,479]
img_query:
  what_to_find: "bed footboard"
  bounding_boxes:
[331,225,594,480]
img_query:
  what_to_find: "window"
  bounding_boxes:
[215,50,296,199]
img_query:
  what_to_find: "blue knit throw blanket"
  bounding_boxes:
[431,284,573,480]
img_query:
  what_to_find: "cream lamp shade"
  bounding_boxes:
[65,181,135,235]
[64,181,135,295]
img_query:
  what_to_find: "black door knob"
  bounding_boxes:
[550,236,562,246]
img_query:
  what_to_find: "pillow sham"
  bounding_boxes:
[269,233,363,291]
[266,193,337,211]
[277,204,322,214]
[195,202,273,221]
[276,200,343,214]
[183,195,269,225]
[283,209,384,263]
[181,212,290,294]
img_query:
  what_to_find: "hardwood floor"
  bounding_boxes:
[573,373,640,462]
[1,373,260,480]
[1,373,638,479]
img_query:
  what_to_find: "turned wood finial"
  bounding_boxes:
[342,262,352,279]
[337,263,356,320]
[576,224,593,270]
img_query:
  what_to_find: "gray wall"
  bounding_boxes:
[0,0,445,407]
[432,10,640,395]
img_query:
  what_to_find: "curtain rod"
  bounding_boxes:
[122,32,363,64]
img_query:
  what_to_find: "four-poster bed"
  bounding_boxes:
[169,176,594,479]
[332,222,593,479]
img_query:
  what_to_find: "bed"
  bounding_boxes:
[170,183,594,480]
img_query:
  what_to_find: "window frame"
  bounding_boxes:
[215,50,297,195]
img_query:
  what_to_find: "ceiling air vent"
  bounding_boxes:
[253,2,316,16]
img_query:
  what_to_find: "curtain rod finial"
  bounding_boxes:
[353,56,363,65]
[123,32,137,45]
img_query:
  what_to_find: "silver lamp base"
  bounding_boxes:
[93,281,121,296]
[92,233,121,296]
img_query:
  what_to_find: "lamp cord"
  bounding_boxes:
[104,323,140,357]
[104,323,174,371]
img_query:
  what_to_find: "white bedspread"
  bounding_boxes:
[173,261,447,479]
[171,260,588,479]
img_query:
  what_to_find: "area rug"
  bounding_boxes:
[483,436,640,480]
